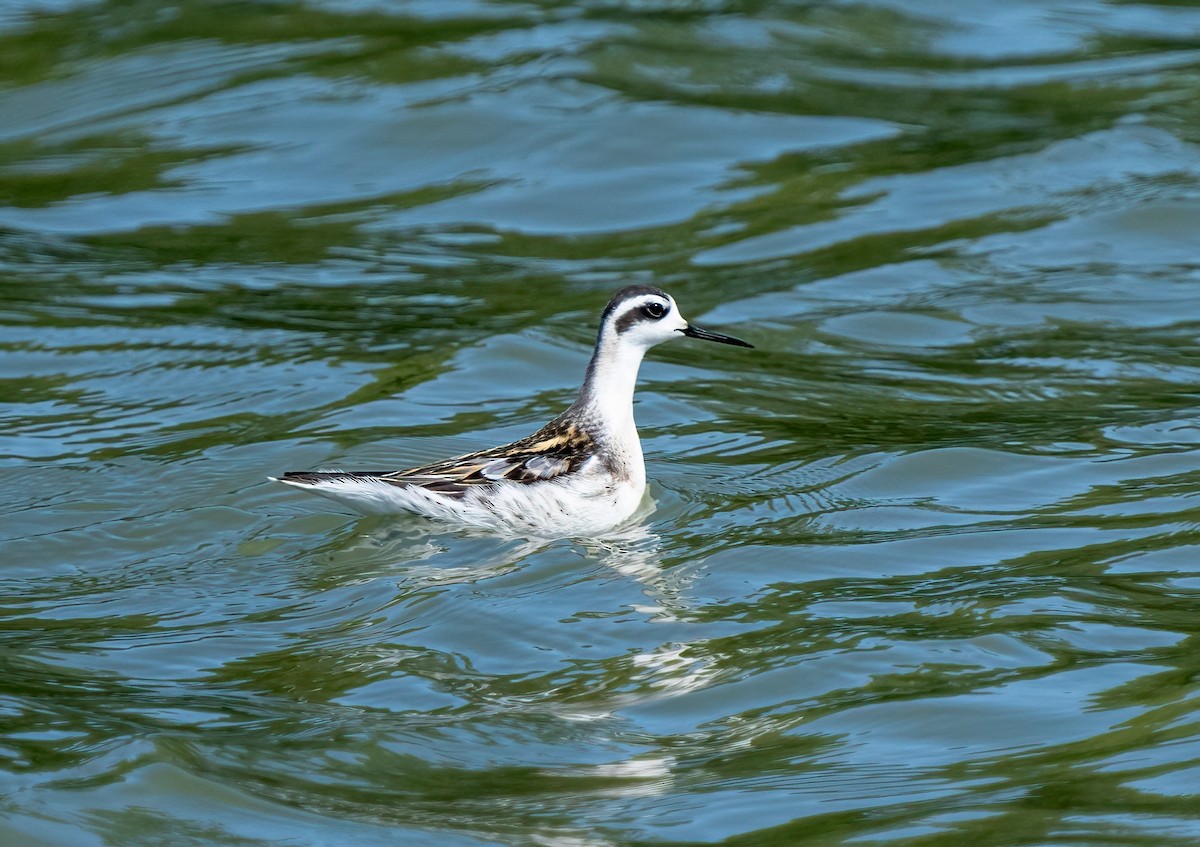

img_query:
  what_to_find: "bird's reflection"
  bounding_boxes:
[304,495,702,621]
[579,523,700,622]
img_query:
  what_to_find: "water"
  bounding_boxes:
[3,1,1200,844]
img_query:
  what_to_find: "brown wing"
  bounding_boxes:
[280,419,598,499]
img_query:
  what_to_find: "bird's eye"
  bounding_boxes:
[642,301,668,320]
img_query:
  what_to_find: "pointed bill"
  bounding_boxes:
[679,324,754,348]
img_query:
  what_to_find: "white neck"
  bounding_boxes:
[577,334,646,434]
[574,334,647,489]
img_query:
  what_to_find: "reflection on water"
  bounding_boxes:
[4,0,1200,845]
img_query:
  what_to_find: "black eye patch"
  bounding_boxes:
[642,301,668,320]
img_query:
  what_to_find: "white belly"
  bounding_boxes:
[456,462,646,536]
[286,460,648,537]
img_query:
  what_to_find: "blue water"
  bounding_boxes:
[4,1,1200,845]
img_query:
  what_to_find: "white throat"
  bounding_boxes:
[577,334,647,434]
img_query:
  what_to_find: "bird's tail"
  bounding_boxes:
[271,470,397,486]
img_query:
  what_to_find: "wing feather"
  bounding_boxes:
[283,419,598,499]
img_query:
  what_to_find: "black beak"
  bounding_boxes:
[679,324,754,348]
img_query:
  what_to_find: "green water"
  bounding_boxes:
[4,1,1200,845]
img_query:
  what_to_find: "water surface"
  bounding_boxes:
[4,1,1200,845]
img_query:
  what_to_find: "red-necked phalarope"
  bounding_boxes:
[272,285,753,535]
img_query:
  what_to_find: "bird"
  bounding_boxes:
[272,285,753,536]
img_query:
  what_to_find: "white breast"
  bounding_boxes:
[457,456,646,536]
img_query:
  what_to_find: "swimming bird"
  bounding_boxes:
[273,285,753,535]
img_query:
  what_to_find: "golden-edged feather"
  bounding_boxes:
[278,418,598,499]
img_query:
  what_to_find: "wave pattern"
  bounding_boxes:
[3,1,1200,845]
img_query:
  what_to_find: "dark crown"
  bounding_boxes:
[599,285,670,328]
